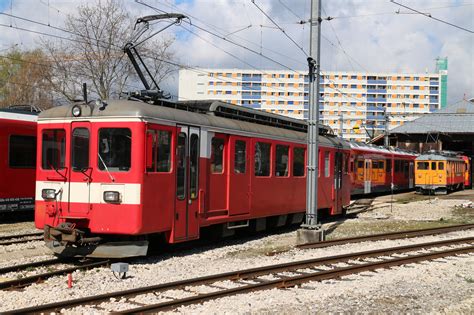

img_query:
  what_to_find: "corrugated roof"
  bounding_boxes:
[390,100,474,134]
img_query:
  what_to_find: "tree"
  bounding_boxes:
[0,48,54,109]
[42,0,176,102]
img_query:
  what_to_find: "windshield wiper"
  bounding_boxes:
[48,162,67,181]
[79,167,93,183]
[98,153,116,182]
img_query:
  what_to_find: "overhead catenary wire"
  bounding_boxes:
[251,0,308,57]
[390,0,474,34]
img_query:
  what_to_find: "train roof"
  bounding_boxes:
[349,140,417,157]
[0,108,38,122]
[416,151,464,162]
[38,99,350,149]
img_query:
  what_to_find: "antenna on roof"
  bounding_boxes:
[123,13,187,102]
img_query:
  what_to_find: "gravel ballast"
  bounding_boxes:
[0,192,472,313]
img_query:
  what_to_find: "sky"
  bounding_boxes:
[0,0,472,103]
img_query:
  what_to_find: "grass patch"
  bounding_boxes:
[325,219,458,240]
[465,277,474,284]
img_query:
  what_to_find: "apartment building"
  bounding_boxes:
[179,62,446,141]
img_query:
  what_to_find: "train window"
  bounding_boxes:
[417,162,429,170]
[157,131,172,172]
[403,161,409,175]
[176,133,186,200]
[255,142,271,177]
[386,160,391,172]
[394,160,400,172]
[9,135,36,168]
[211,137,225,173]
[234,140,246,174]
[72,128,90,171]
[372,161,379,169]
[98,128,131,172]
[189,134,199,199]
[357,160,364,169]
[42,129,66,170]
[324,151,330,177]
[275,145,289,177]
[293,147,305,177]
[343,154,349,174]
[431,162,437,171]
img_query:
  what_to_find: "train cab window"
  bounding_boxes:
[275,145,289,177]
[417,162,429,170]
[42,129,66,170]
[431,162,437,171]
[9,135,36,168]
[157,131,172,172]
[72,128,90,171]
[98,128,131,172]
[293,147,305,177]
[324,151,330,177]
[176,133,186,200]
[255,142,271,177]
[234,140,246,174]
[211,137,224,173]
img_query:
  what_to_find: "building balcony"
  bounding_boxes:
[367,80,387,85]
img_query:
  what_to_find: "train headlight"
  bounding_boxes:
[103,191,121,203]
[72,105,82,117]
[42,189,56,200]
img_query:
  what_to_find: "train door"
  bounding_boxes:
[174,125,200,242]
[68,122,92,215]
[364,159,371,193]
[228,136,250,216]
[409,161,414,189]
[333,150,343,213]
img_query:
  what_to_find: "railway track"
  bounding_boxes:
[297,223,474,249]
[9,236,474,314]
[0,232,43,246]
[0,259,109,290]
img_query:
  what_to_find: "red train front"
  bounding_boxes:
[35,100,352,258]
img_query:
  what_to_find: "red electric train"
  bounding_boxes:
[0,106,39,214]
[34,100,418,258]
[35,100,353,257]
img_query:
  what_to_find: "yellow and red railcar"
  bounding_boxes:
[415,152,467,194]
[349,142,416,195]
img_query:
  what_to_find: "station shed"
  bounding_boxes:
[388,99,474,186]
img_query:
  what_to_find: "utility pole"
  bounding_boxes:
[297,0,324,244]
[384,106,389,147]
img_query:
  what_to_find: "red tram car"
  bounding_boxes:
[35,100,352,258]
[0,106,38,213]
[349,142,416,195]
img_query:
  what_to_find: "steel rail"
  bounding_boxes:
[0,232,42,241]
[0,258,61,275]
[297,223,474,249]
[0,260,109,290]
[9,236,474,314]
[127,245,473,313]
[0,236,43,246]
